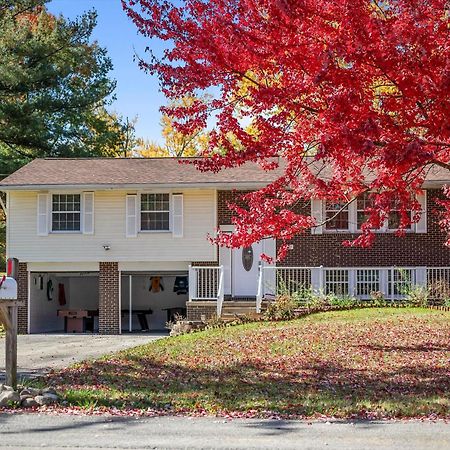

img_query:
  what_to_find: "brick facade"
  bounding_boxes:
[17,262,28,334]
[217,190,251,226]
[186,301,217,321]
[218,189,450,267]
[98,262,120,334]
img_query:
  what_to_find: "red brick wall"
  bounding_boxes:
[99,262,120,334]
[218,189,449,267]
[17,262,28,334]
[217,190,251,226]
[186,302,217,321]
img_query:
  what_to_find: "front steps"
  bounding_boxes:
[220,300,269,320]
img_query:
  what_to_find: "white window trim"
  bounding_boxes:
[323,201,351,233]
[138,192,173,233]
[322,197,422,234]
[50,192,83,234]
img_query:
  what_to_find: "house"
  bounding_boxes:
[0,158,448,335]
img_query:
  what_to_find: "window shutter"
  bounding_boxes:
[416,190,427,233]
[82,192,94,235]
[37,193,49,236]
[126,194,138,238]
[172,194,184,238]
[311,199,323,235]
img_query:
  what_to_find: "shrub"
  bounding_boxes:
[428,280,450,305]
[264,294,300,321]
[326,294,358,308]
[302,290,328,310]
[405,286,429,307]
[370,291,388,306]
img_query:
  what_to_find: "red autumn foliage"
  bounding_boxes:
[122,0,449,259]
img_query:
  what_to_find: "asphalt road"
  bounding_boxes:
[0,415,448,449]
[0,333,166,381]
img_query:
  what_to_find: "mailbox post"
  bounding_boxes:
[0,259,20,389]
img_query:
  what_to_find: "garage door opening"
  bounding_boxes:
[29,272,99,333]
[121,272,188,332]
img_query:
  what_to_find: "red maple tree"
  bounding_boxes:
[123,0,449,259]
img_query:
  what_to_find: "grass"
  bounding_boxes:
[45,308,449,419]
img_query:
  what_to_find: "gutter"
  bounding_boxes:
[0,182,273,191]
[0,179,448,192]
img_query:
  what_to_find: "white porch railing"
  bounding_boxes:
[256,266,450,305]
[188,265,225,317]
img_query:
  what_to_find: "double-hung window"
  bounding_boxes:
[324,201,349,231]
[387,199,412,231]
[52,194,81,232]
[140,193,170,231]
[356,192,375,230]
[322,192,417,233]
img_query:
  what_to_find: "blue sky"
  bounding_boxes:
[47,0,166,143]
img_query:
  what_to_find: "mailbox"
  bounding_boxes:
[0,276,18,301]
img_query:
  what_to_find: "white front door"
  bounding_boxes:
[232,241,262,297]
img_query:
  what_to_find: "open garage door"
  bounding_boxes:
[29,272,99,333]
[121,272,188,332]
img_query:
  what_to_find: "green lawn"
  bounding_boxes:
[46,308,449,418]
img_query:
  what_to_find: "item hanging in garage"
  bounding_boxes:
[149,276,164,293]
[46,279,53,301]
[173,276,188,295]
[58,283,67,306]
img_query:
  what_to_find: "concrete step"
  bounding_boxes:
[221,311,262,321]
[223,301,257,307]
[221,302,269,318]
[222,308,256,315]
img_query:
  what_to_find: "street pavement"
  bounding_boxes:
[0,414,448,449]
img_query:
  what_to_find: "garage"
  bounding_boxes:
[121,272,188,332]
[29,272,99,333]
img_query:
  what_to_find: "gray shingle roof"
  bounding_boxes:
[0,158,282,189]
[0,157,447,189]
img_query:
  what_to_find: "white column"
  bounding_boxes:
[128,275,132,332]
[311,267,323,295]
[415,267,427,287]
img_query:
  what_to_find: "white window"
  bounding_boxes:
[51,194,81,232]
[387,199,412,231]
[356,193,374,230]
[322,192,419,233]
[140,193,170,231]
[324,201,349,231]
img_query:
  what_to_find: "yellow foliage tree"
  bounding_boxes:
[138,96,209,158]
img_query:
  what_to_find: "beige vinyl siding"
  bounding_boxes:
[7,190,217,263]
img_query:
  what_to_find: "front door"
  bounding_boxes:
[232,241,262,297]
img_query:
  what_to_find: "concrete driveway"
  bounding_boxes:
[0,333,166,381]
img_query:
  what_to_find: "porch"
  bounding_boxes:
[188,265,450,319]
